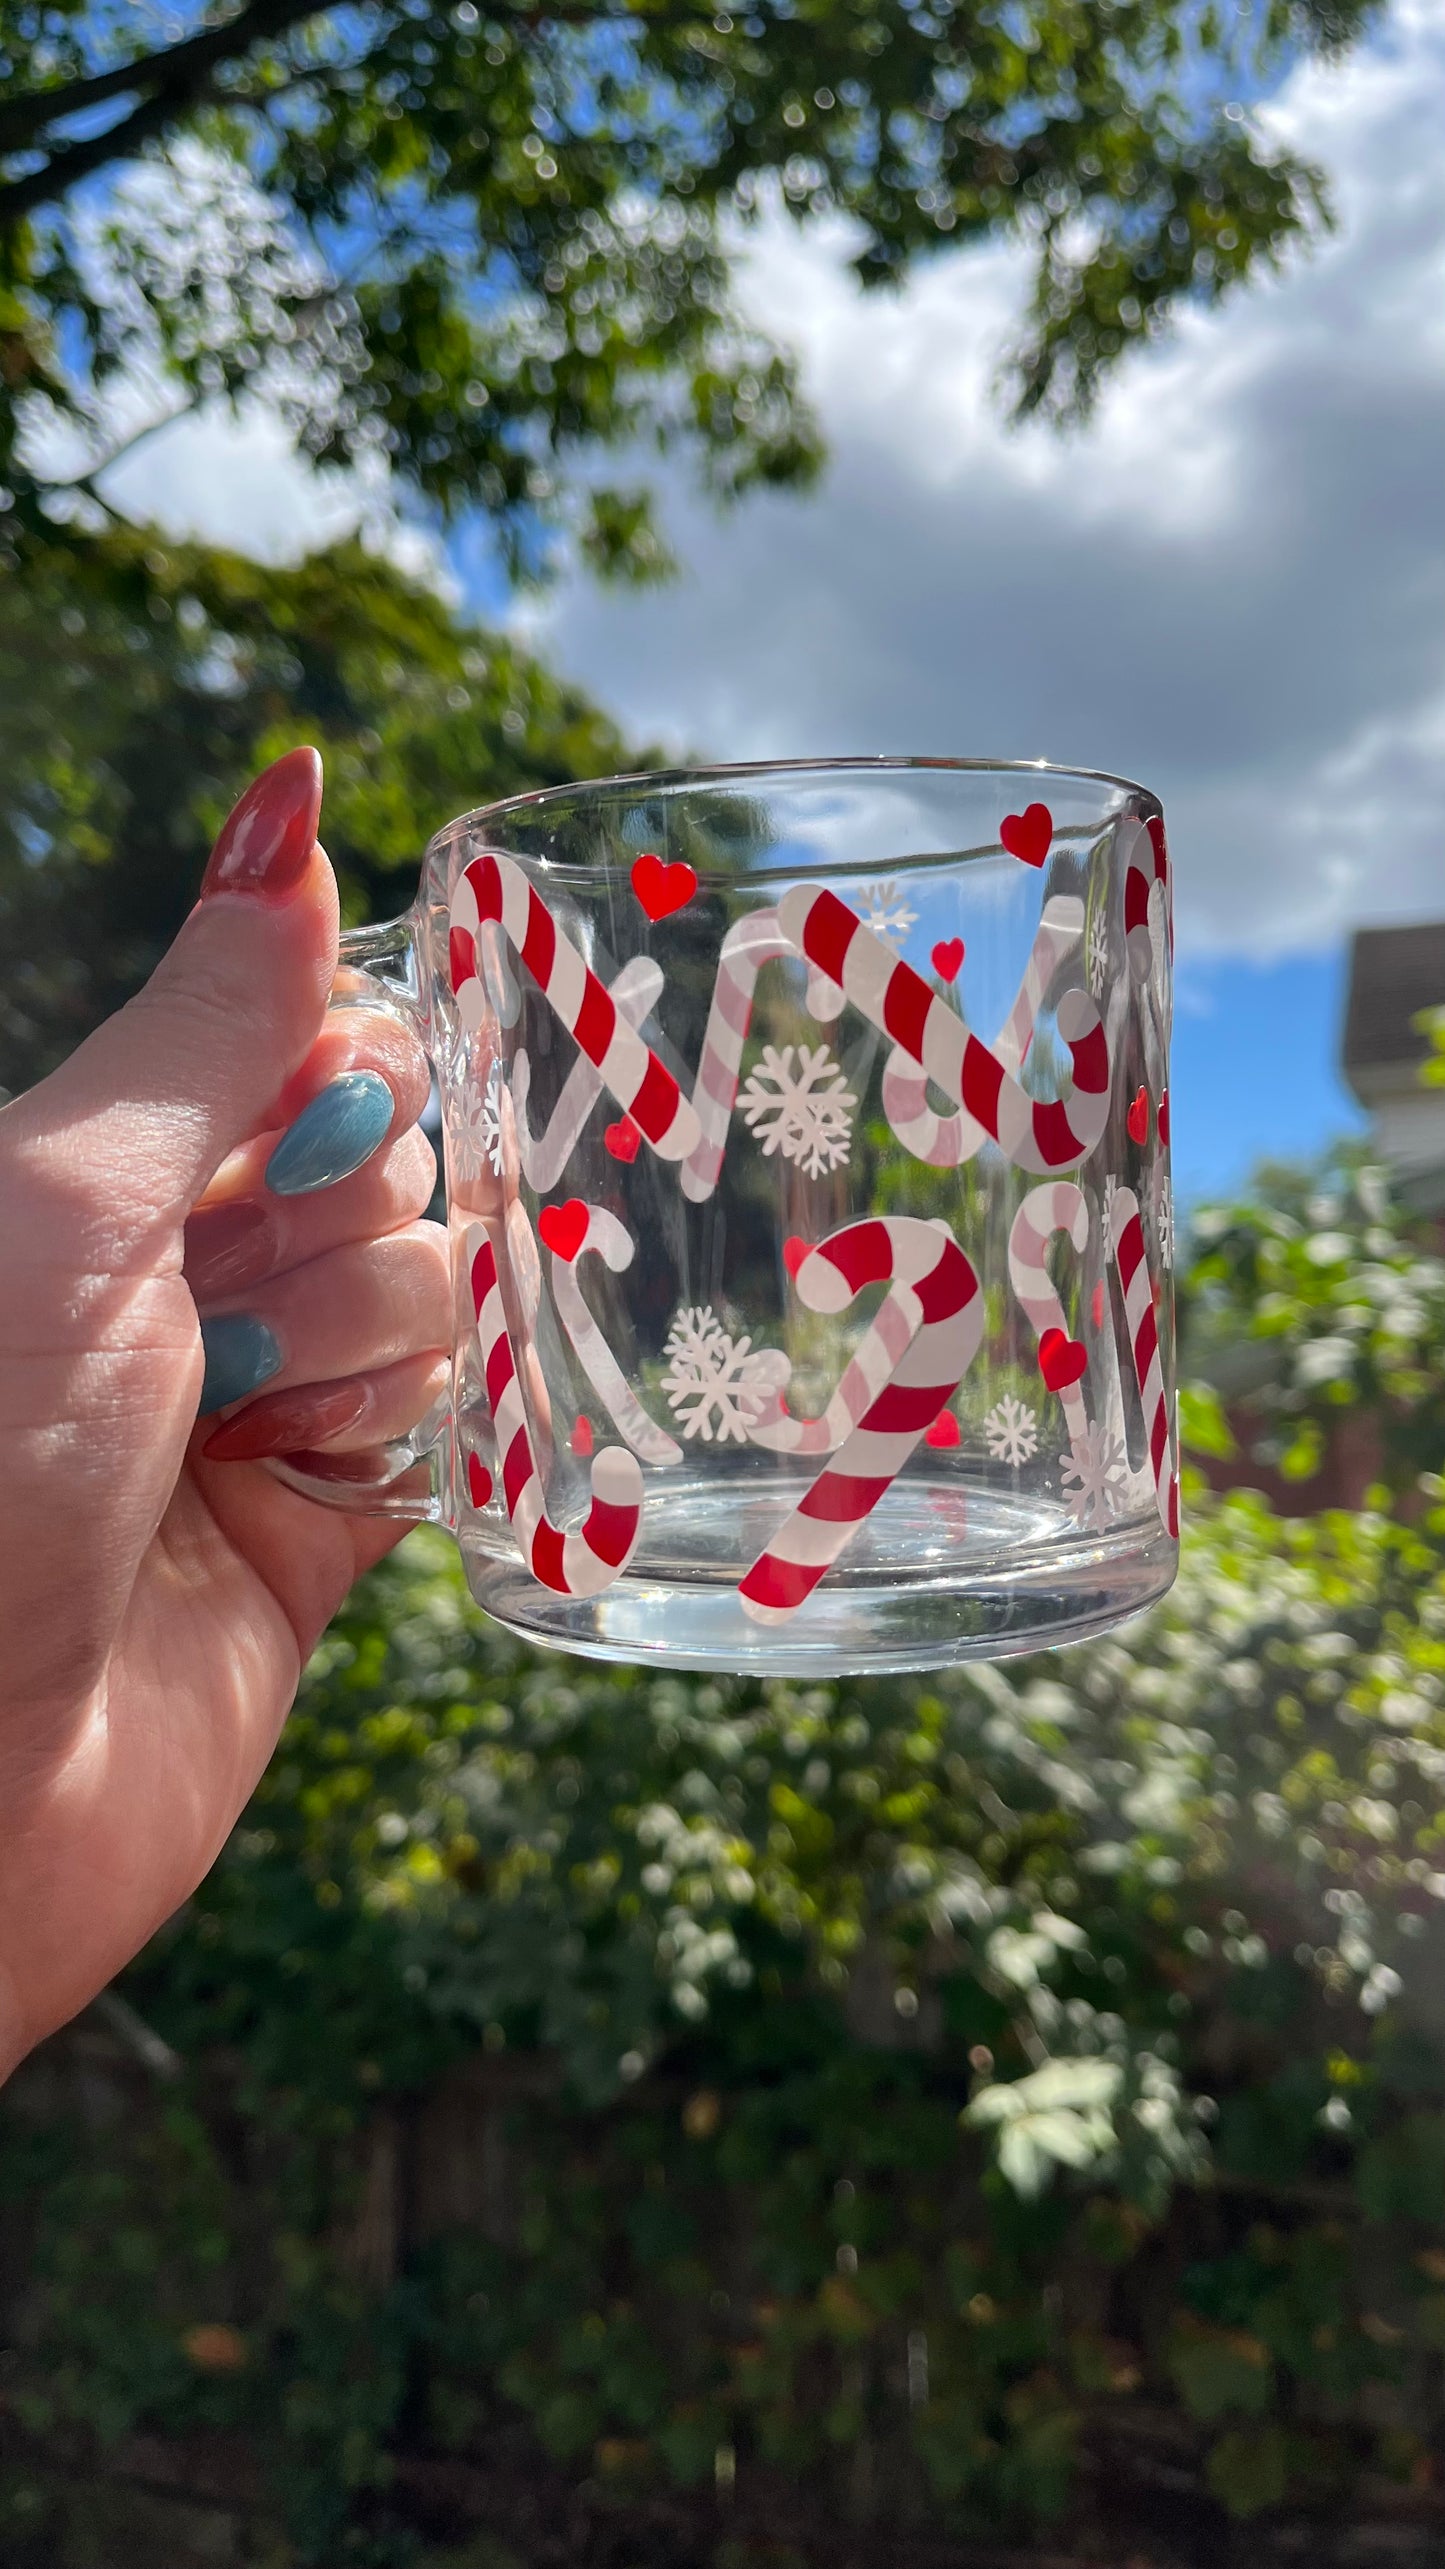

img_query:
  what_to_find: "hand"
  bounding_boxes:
[0,749,451,2078]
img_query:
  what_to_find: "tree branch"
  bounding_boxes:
[0,0,330,224]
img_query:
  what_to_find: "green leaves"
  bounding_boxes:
[0,0,1382,578]
[1180,1152,1445,1495]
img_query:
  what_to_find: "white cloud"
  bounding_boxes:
[523,2,1445,959]
[99,9,1445,960]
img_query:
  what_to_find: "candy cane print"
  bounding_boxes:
[466,1221,643,1593]
[681,907,839,1204]
[512,956,665,1192]
[546,1205,683,1469]
[450,854,700,1162]
[1121,815,1172,980]
[1007,1183,1090,1445]
[739,1217,984,1624]
[747,1267,919,1456]
[882,897,1084,1167]
[778,886,1109,1173]
[1108,1185,1179,1539]
[479,919,520,1027]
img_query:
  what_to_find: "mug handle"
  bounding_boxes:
[265,912,457,1527]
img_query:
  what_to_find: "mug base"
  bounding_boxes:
[460,1472,1178,1676]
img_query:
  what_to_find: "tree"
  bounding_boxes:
[0,0,1383,585]
[0,527,642,1090]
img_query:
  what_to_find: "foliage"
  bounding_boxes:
[9,1466,1445,2556]
[1179,1150,1445,1492]
[0,526,643,1091]
[0,0,1385,591]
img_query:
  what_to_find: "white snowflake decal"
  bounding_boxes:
[481,1061,504,1175]
[1058,1423,1129,1530]
[452,1062,504,1179]
[1102,1171,1119,1236]
[1152,1172,1175,1272]
[739,1043,857,1180]
[855,879,917,947]
[1087,906,1109,998]
[661,1305,787,1444]
[984,1396,1039,1467]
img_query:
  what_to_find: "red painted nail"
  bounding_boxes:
[203,1372,369,1462]
[200,747,322,904]
[183,1200,273,1297]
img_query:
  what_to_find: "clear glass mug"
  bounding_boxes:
[280,760,1177,1674]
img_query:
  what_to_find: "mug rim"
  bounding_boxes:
[429,753,1157,849]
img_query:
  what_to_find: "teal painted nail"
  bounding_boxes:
[265,1071,395,1197]
[198,1315,282,1415]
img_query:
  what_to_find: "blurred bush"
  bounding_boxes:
[7,1428,1445,2559]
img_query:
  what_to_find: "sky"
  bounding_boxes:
[106,0,1445,1204]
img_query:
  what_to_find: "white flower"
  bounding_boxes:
[984,1396,1039,1467]
[739,1043,857,1180]
[661,1304,788,1444]
[855,878,917,947]
[1087,907,1109,998]
[1058,1423,1129,1530]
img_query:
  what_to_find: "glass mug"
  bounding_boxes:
[280,760,1177,1674]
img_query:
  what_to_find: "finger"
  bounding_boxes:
[12,750,336,1246]
[258,1004,433,1186]
[197,1221,452,1417]
[199,1351,450,1463]
[184,1126,438,1303]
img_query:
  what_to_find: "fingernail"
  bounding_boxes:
[197,1315,283,1415]
[203,1374,369,1462]
[184,1200,273,1297]
[264,1071,395,1197]
[200,747,322,904]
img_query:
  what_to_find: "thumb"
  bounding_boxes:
[35,749,338,1233]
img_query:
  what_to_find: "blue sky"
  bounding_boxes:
[1170,950,1366,1202]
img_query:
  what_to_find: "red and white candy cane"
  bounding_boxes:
[1122,814,1172,980]
[747,1268,919,1456]
[778,885,1110,1174]
[546,1204,683,1469]
[512,955,664,1192]
[1008,1182,1091,1445]
[1108,1185,1179,1539]
[451,853,700,1162]
[739,1217,983,1623]
[466,1220,644,1594]
[681,907,838,1204]
[882,896,1083,1166]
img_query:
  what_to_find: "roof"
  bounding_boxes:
[1342,922,1445,1094]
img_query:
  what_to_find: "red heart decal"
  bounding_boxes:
[631,851,697,922]
[783,1236,810,1279]
[604,1115,641,1163]
[925,1407,961,1449]
[931,937,965,982]
[1146,813,1168,876]
[1000,802,1053,868]
[1091,1281,1106,1331]
[570,1415,594,1458]
[538,1198,589,1262]
[1039,1326,1088,1392]
[1126,1087,1150,1146]
[466,1453,493,1510]
[1157,1088,1170,1147]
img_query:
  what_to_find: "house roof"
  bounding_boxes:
[1342,923,1445,1094]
